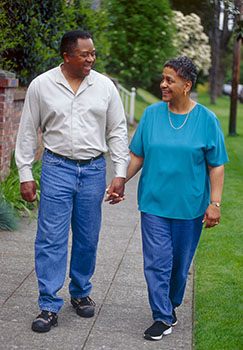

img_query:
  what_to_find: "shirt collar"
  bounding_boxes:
[56,63,94,87]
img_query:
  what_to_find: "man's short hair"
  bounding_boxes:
[60,30,92,58]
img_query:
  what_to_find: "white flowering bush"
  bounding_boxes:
[173,11,211,75]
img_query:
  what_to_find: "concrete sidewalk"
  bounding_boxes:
[0,155,193,350]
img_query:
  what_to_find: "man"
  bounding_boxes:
[15,30,129,333]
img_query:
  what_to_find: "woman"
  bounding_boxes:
[106,56,228,341]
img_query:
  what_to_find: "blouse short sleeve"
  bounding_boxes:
[205,113,229,167]
[129,110,146,157]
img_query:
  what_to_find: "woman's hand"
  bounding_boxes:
[202,204,220,228]
[203,164,224,228]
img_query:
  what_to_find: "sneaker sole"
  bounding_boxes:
[76,307,95,318]
[144,326,172,341]
[72,303,95,318]
[31,322,58,333]
[172,320,178,326]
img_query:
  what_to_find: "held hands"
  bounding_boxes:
[20,181,37,202]
[105,177,125,205]
[202,204,220,228]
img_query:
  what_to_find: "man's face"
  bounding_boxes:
[65,38,96,78]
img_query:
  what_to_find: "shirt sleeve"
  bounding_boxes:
[205,114,229,167]
[15,79,41,182]
[106,83,130,178]
[129,109,146,157]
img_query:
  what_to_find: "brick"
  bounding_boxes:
[2,122,11,129]
[0,80,31,172]
[0,78,19,88]
[14,88,26,101]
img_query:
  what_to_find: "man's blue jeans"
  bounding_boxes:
[141,212,203,325]
[35,150,106,313]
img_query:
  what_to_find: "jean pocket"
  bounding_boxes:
[42,151,63,166]
[91,157,106,171]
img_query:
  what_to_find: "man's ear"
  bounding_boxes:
[63,52,70,63]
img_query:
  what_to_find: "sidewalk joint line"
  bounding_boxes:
[0,268,35,308]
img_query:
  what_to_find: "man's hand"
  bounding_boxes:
[105,177,125,205]
[20,181,37,202]
[202,204,220,228]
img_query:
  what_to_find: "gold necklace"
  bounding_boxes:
[168,109,190,130]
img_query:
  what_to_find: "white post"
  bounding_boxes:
[129,87,136,125]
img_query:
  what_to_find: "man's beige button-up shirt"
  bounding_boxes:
[15,66,129,183]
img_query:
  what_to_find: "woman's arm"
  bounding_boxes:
[125,151,144,183]
[203,164,224,228]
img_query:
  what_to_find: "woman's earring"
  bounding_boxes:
[184,90,187,96]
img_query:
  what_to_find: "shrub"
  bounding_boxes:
[0,0,109,86]
[104,0,175,88]
[197,83,209,94]
[0,195,18,231]
[0,153,42,222]
[173,11,211,76]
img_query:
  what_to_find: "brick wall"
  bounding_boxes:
[0,70,43,179]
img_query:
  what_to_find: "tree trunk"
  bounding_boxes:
[216,3,234,96]
[210,0,221,104]
[229,0,242,135]
[217,52,226,97]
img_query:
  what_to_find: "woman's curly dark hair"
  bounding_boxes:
[164,56,198,88]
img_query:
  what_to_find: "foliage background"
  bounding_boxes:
[104,0,175,88]
[1,0,241,91]
[0,0,109,86]
[173,11,211,76]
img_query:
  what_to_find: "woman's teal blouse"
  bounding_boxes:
[129,101,229,219]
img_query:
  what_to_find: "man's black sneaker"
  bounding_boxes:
[172,309,178,326]
[144,321,172,341]
[31,310,58,333]
[71,296,96,318]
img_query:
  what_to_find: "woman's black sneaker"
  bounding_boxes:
[172,309,178,326]
[31,310,58,333]
[144,321,172,341]
[71,296,96,318]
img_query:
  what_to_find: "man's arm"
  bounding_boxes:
[104,83,130,204]
[105,83,130,178]
[15,80,40,201]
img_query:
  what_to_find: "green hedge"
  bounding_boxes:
[0,0,109,86]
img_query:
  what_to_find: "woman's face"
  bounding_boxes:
[160,67,189,102]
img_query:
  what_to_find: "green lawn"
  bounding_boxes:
[134,88,160,121]
[194,93,243,349]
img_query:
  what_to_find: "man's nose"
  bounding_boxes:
[87,54,95,62]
